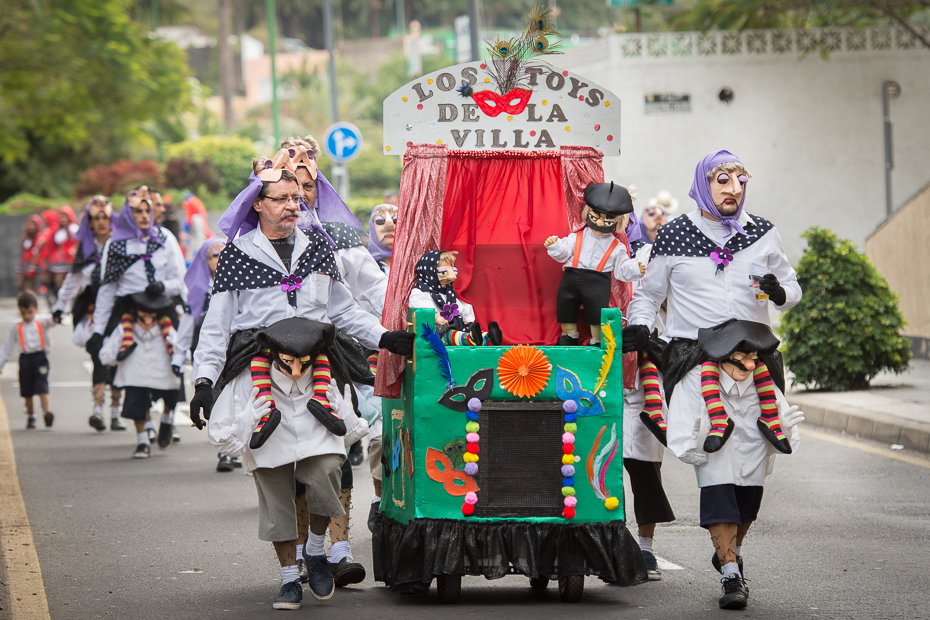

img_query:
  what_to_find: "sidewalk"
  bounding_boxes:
[787,358,930,454]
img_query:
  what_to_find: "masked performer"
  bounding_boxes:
[368,203,397,276]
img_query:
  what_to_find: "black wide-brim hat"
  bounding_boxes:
[254,317,335,358]
[697,319,780,361]
[130,291,175,313]
[583,181,634,216]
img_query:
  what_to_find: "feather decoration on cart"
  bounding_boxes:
[421,323,455,388]
[592,324,616,394]
[484,5,562,96]
[586,424,620,509]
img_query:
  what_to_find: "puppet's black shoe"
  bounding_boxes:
[703,419,735,453]
[642,550,662,581]
[368,502,379,533]
[307,400,347,437]
[712,553,744,577]
[272,580,303,610]
[486,321,503,345]
[757,419,792,454]
[557,334,580,346]
[306,555,335,600]
[639,411,668,446]
[469,321,484,346]
[330,557,366,587]
[116,343,137,361]
[216,455,234,472]
[718,575,749,610]
[249,408,282,449]
[157,422,172,450]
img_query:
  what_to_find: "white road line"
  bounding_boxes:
[13,381,92,388]
[656,556,685,570]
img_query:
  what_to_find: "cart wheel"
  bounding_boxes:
[558,575,584,603]
[529,576,549,590]
[436,574,461,604]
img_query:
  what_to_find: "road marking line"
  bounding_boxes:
[801,427,930,469]
[0,386,52,620]
[13,381,91,388]
[656,556,684,570]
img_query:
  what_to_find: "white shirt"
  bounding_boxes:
[93,237,183,335]
[208,364,347,472]
[409,288,476,324]
[334,245,388,319]
[547,228,644,282]
[54,239,104,313]
[100,322,182,391]
[161,227,189,301]
[0,317,54,365]
[627,209,801,339]
[193,228,387,384]
[666,365,800,487]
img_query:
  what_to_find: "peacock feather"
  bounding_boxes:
[483,5,562,95]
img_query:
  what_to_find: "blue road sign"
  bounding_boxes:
[323,122,363,163]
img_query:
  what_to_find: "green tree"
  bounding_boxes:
[164,135,258,198]
[778,227,912,391]
[0,0,192,201]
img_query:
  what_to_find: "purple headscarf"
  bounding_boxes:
[688,149,749,237]
[367,203,397,262]
[185,236,227,323]
[624,210,645,245]
[316,170,364,232]
[75,199,114,261]
[111,198,164,246]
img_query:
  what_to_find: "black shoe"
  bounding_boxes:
[172,426,181,443]
[43,411,54,428]
[348,440,364,466]
[305,554,335,600]
[718,574,749,610]
[231,456,243,469]
[469,321,484,346]
[216,455,234,472]
[89,414,106,432]
[26,417,36,429]
[110,418,127,431]
[330,557,366,587]
[272,580,303,610]
[306,400,347,437]
[703,418,735,453]
[116,342,137,361]
[642,550,662,581]
[368,501,379,533]
[132,443,151,459]
[249,407,282,449]
[486,321,503,345]
[712,552,744,577]
[557,334,579,346]
[157,422,173,450]
[757,418,792,454]
[639,411,668,446]
[297,558,309,584]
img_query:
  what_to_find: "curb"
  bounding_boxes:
[787,393,930,454]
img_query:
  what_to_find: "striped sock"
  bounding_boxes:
[157,315,173,356]
[640,353,666,432]
[250,350,276,434]
[367,352,379,375]
[701,362,731,439]
[442,329,475,346]
[310,352,333,412]
[754,361,787,442]
[119,313,135,353]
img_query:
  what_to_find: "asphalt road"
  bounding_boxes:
[3,306,930,619]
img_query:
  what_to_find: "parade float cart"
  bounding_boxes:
[372,24,646,601]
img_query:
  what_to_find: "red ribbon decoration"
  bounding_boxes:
[470,88,533,117]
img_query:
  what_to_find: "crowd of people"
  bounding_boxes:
[4,140,804,612]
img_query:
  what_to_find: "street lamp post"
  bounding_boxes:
[266,0,281,144]
[324,0,349,197]
[882,81,901,217]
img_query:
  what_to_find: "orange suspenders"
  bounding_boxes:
[571,232,621,272]
[18,321,45,352]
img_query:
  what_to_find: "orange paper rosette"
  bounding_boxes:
[497,345,551,398]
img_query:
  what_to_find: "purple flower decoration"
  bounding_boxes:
[280,274,303,292]
[710,246,732,266]
[140,254,152,261]
[440,303,460,321]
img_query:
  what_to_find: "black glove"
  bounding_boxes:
[85,332,104,355]
[759,273,787,306]
[171,365,182,378]
[145,281,166,296]
[379,330,415,356]
[52,310,63,324]
[189,380,215,430]
[621,324,650,354]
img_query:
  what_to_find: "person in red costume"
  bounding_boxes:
[18,215,44,293]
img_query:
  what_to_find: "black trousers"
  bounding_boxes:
[623,458,676,526]
[556,267,611,325]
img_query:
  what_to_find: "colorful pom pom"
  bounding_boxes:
[462,503,475,516]
[466,443,480,454]
[564,496,577,508]
[463,452,479,463]
[563,423,577,433]
[561,454,574,465]
[561,486,576,497]
[563,400,578,414]
[604,497,620,511]
[561,464,575,477]
[466,432,480,443]
[564,413,577,423]
[467,398,482,412]
[466,411,479,421]
[563,476,575,486]
[464,463,478,476]
[562,432,575,444]
[464,492,478,505]
[465,421,480,433]
[562,444,574,454]
[562,506,576,519]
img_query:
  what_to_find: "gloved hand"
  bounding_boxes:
[232,386,272,444]
[145,281,166,296]
[760,273,787,305]
[379,330,415,356]
[782,405,806,429]
[189,380,215,430]
[52,310,63,324]
[171,365,182,377]
[85,332,104,355]
[326,379,369,447]
[621,324,650,354]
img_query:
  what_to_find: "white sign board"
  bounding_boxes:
[383,61,621,156]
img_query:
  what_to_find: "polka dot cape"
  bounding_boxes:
[649,213,774,264]
[320,221,364,251]
[102,232,167,284]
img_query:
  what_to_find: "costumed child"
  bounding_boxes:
[99,291,186,458]
[207,318,367,611]
[368,202,397,276]
[545,182,645,346]
[0,290,57,429]
[666,319,804,610]
[52,196,125,432]
[409,250,503,346]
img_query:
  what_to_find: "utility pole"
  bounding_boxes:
[218,0,233,130]
[882,81,900,216]
[468,0,480,61]
[396,0,405,35]
[324,0,349,197]
[266,0,280,144]
[151,0,160,29]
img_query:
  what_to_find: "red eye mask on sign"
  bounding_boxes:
[471,88,533,117]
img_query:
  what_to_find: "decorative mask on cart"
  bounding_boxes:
[556,366,605,417]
